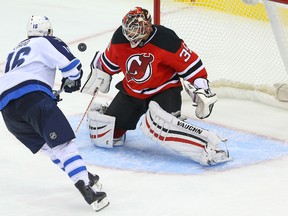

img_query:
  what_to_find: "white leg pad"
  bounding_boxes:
[87,109,115,148]
[140,101,232,166]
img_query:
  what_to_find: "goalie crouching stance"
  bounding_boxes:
[81,7,232,166]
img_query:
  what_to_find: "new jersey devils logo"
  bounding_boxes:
[126,53,154,83]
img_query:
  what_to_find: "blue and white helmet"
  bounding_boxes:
[27,15,53,37]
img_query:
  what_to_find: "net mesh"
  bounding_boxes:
[159,0,288,108]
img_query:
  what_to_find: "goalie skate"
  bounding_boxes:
[205,149,232,166]
[201,138,232,166]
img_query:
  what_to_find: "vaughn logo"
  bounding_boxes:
[177,121,203,134]
[126,53,154,83]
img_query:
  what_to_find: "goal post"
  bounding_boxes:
[153,0,288,109]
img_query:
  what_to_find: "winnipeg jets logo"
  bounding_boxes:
[126,53,154,83]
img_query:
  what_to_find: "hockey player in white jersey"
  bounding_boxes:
[0,15,109,211]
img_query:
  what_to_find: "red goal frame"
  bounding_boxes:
[154,0,161,25]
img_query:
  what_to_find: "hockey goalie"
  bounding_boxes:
[80,7,232,166]
[81,55,232,165]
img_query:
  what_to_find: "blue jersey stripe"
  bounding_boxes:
[60,59,80,72]
[0,81,55,110]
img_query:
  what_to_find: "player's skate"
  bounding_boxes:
[88,172,102,191]
[75,180,109,212]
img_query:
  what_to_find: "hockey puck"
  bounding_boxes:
[78,43,87,52]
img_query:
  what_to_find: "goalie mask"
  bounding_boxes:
[27,15,53,37]
[122,7,152,48]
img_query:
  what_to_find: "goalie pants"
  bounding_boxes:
[105,86,182,131]
[1,91,76,153]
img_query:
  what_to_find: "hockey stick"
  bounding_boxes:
[75,89,98,133]
[53,80,97,133]
[53,88,64,103]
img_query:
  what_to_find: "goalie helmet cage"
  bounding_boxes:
[153,0,288,109]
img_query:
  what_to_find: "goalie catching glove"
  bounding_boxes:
[182,78,217,119]
[81,51,112,95]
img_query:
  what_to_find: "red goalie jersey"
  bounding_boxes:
[99,25,208,99]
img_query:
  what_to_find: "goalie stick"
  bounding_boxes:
[75,90,98,133]
[53,82,98,133]
[75,60,102,133]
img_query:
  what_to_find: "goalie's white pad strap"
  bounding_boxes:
[81,51,112,95]
[140,101,231,165]
[87,110,115,148]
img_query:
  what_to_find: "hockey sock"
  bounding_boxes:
[52,141,90,185]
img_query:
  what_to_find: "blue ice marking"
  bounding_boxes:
[69,115,288,174]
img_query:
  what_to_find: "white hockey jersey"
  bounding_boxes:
[0,36,82,110]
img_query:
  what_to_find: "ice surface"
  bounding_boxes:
[1,1,288,216]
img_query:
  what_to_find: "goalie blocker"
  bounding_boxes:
[140,101,232,166]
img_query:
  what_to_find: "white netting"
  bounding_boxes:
[158,0,288,109]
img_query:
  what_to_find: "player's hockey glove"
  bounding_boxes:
[52,90,63,103]
[182,78,217,119]
[61,70,83,93]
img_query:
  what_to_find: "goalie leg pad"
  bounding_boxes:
[87,109,116,148]
[87,103,126,148]
[140,101,232,165]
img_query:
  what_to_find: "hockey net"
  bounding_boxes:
[154,0,288,109]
